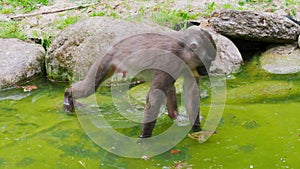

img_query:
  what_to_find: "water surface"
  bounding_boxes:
[0,57,300,168]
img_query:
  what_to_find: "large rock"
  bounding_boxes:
[207,29,243,74]
[46,17,242,82]
[46,17,173,81]
[210,10,300,43]
[260,44,300,74]
[0,39,45,89]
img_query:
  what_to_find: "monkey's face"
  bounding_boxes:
[182,26,217,73]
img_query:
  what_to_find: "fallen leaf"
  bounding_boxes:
[171,160,193,169]
[78,160,87,169]
[170,149,181,154]
[141,155,151,160]
[21,85,38,92]
[188,131,216,142]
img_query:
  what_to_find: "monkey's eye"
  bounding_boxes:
[190,43,197,50]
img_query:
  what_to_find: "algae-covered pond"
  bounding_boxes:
[1,56,300,169]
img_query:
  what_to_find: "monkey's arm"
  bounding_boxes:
[183,75,201,132]
[64,56,114,112]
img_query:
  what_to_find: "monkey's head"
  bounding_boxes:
[181,26,217,74]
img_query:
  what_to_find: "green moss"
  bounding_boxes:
[16,157,35,167]
[1,65,300,168]
[0,158,6,167]
[46,63,73,82]
[46,69,72,82]
[31,30,53,50]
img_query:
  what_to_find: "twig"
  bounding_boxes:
[112,2,122,10]
[10,3,99,20]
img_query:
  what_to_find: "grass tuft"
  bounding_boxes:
[0,21,26,40]
[1,0,49,14]
[151,9,200,29]
[54,16,79,30]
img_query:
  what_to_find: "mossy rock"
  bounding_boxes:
[226,80,300,104]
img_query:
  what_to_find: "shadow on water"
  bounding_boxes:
[0,56,300,168]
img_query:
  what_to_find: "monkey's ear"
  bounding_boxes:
[189,42,198,50]
[200,29,217,50]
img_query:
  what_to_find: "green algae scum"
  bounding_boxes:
[0,56,300,168]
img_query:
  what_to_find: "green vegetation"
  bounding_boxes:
[238,0,272,6]
[0,0,49,14]
[89,10,119,19]
[222,3,235,10]
[31,30,52,50]
[0,21,26,40]
[202,2,219,16]
[89,11,106,17]
[237,0,299,16]
[109,11,120,19]
[151,9,200,29]
[0,0,299,50]
[285,0,298,16]
[54,16,79,30]
[0,6,14,14]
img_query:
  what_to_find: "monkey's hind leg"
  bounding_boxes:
[139,88,166,138]
[184,76,201,132]
[140,71,175,138]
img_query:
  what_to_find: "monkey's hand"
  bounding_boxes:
[64,88,75,113]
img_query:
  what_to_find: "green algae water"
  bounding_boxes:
[1,56,300,169]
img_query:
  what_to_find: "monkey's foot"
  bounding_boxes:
[139,134,152,138]
[175,114,190,126]
[139,121,157,138]
[191,124,201,132]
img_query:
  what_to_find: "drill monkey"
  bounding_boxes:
[64,26,217,138]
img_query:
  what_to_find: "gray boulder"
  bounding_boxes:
[210,10,300,43]
[260,44,300,74]
[46,17,243,82]
[207,29,243,74]
[46,17,173,81]
[0,39,45,89]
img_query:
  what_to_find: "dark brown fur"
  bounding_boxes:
[64,26,216,138]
